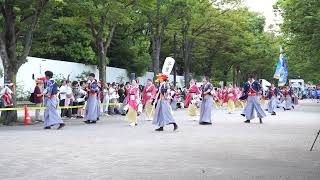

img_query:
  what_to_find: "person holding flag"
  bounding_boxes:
[152,73,178,131]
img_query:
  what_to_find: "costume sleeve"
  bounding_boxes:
[45,80,53,96]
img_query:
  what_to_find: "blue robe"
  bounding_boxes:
[284,89,294,110]
[153,83,175,127]
[243,80,266,120]
[267,88,279,113]
[43,79,64,127]
[199,82,214,123]
[85,80,99,121]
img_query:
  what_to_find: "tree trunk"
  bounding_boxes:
[151,0,162,79]
[173,32,177,87]
[152,37,161,78]
[223,70,228,87]
[0,56,18,125]
[0,5,18,125]
[98,50,106,82]
[183,42,190,88]
[236,65,241,87]
[183,38,194,88]
[0,0,48,125]
[232,65,236,87]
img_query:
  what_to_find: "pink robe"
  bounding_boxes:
[227,88,238,101]
[216,89,223,101]
[128,86,139,111]
[142,84,157,106]
[184,84,201,108]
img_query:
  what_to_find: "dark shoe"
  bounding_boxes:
[271,112,276,115]
[265,109,268,111]
[44,126,51,129]
[244,120,250,123]
[259,118,263,124]
[91,121,96,124]
[135,123,138,126]
[199,122,212,125]
[57,123,65,130]
[292,106,295,109]
[283,107,286,111]
[155,127,164,131]
[84,120,91,124]
[241,113,245,117]
[173,123,178,131]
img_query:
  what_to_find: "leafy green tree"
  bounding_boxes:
[31,2,96,64]
[276,0,320,83]
[58,0,135,82]
[0,0,53,124]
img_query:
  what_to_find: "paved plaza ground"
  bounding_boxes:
[0,100,319,180]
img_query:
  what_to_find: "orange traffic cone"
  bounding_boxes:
[24,105,32,125]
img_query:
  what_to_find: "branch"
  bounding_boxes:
[103,23,116,52]
[97,15,106,40]
[0,33,9,65]
[124,0,135,8]
[20,14,35,23]
[0,3,5,15]
[0,4,5,17]
[192,21,208,35]
[121,26,146,40]
[193,24,216,36]
[17,0,49,66]
[89,16,98,39]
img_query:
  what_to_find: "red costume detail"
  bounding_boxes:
[142,84,157,106]
[184,84,201,108]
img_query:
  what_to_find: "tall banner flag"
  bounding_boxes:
[274,47,288,86]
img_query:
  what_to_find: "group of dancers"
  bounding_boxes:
[41,71,295,131]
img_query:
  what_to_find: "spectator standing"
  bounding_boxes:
[72,81,81,118]
[34,81,44,122]
[78,81,87,118]
[59,80,67,117]
[62,80,73,119]
[102,82,110,115]
[108,82,117,115]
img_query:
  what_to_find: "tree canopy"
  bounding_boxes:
[27,0,283,86]
[276,0,320,84]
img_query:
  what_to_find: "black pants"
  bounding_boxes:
[72,102,79,115]
[60,99,71,118]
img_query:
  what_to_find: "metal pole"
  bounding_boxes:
[310,130,320,151]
